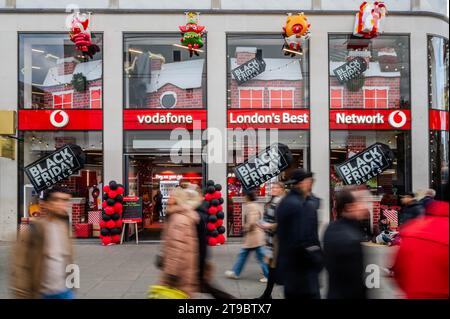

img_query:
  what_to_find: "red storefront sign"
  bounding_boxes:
[330,109,411,130]
[429,109,449,131]
[19,110,103,130]
[227,109,310,129]
[124,109,206,130]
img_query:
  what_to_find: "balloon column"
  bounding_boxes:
[179,11,206,57]
[282,13,311,57]
[204,180,226,246]
[353,1,387,39]
[66,11,100,59]
[100,181,124,246]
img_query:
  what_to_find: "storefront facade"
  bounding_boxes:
[0,0,448,240]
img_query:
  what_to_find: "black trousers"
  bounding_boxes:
[260,266,276,298]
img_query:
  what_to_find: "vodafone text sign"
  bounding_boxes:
[124,109,206,130]
[227,110,310,129]
[330,109,411,130]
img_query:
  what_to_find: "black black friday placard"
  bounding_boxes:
[335,143,395,185]
[231,58,266,85]
[24,144,86,192]
[333,56,368,84]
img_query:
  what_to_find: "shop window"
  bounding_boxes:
[53,91,73,109]
[363,87,388,109]
[90,87,102,109]
[269,88,294,108]
[239,88,264,108]
[227,34,309,109]
[19,131,103,238]
[330,87,344,108]
[329,34,410,109]
[19,33,103,109]
[123,33,206,109]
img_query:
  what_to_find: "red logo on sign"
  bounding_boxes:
[19,110,103,130]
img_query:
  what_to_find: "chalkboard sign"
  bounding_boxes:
[122,196,143,222]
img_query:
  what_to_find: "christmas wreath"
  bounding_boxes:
[346,74,365,92]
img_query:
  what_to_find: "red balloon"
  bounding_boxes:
[208,206,218,215]
[106,220,116,229]
[207,222,216,231]
[111,235,121,243]
[214,191,222,200]
[204,193,213,201]
[102,201,107,208]
[103,185,110,193]
[217,234,225,245]
[115,220,123,228]
[105,206,114,215]
[101,236,112,245]
[215,219,223,227]
[217,205,223,212]
[117,187,125,195]
[208,237,217,246]
[108,190,118,199]
[99,220,107,228]
[114,202,123,213]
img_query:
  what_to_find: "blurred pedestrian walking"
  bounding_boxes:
[276,169,323,299]
[399,192,424,226]
[323,187,369,299]
[10,186,75,299]
[392,200,449,299]
[256,181,285,299]
[225,190,268,282]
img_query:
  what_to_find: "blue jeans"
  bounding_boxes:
[232,247,269,278]
[42,289,74,299]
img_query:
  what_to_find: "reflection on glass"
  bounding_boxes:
[329,34,410,109]
[19,33,103,109]
[428,36,449,111]
[123,34,206,109]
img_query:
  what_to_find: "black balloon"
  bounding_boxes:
[103,193,109,200]
[203,200,211,209]
[214,184,222,191]
[109,181,118,190]
[210,229,219,237]
[218,198,224,205]
[207,186,215,194]
[115,195,123,203]
[206,180,215,186]
[111,228,121,235]
[216,211,225,219]
[102,213,111,221]
[106,198,115,206]
[100,228,110,236]
[217,226,225,234]
[208,215,218,223]
[111,213,120,221]
[210,199,219,207]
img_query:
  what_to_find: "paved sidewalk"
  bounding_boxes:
[0,241,402,299]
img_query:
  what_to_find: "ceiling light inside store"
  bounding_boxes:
[128,48,144,54]
[32,49,45,53]
[32,66,41,70]
[45,54,59,60]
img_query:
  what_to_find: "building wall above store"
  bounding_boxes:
[0,0,447,20]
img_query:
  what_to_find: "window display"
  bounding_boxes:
[19,33,103,109]
[123,33,206,109]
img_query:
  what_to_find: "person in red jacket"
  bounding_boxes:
[392,200,449,299]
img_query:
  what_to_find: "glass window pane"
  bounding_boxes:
[428,37,449,111]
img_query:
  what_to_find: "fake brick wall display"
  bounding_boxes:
[203,180,226,246]
[100,181,124,245]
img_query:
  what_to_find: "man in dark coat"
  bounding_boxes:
[323,187,368,299]
[399,192,424,226]
[275,169,323,299]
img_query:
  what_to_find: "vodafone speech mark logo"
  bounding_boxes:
[50,110,69,128]
[388,110,407,129]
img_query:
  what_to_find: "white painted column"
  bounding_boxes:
[103,29,123,184]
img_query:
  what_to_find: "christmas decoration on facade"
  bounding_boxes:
[100,181,124,245]
[282,12,311,57]
[353,1,387,39]
[177,11,206,57]
[203,180,226,246]
[66,11,100,59]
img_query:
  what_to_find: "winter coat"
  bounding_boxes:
[399,201,424,226]
[10,217,74,299]
[323,218,367,299]
[160,203,200,297]
[242,202,265,249]
[275,188,322,298]
[393,200,449,299]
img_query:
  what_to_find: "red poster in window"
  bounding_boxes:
[19,110,103,130]
[227,109,310,129]
[124,109,206,130]
[429,110,449,131]
[330,109,411,130]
